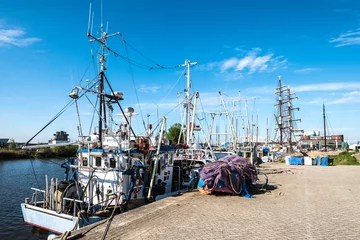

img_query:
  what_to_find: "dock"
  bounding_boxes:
[57,163,360,239]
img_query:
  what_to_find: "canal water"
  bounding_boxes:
[0,158,65,240]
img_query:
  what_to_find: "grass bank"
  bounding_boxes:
[0,150,29,160]
[0,145,78,160]
[329,151,360,165]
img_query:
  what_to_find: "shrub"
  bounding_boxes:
[332,151,359,165]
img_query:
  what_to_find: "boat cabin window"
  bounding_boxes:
[110,158,116,168]
[96,157,102,167]
[82,157,88,166]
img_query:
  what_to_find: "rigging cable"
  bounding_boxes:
[120,35,165,69]
[158,67,187,104]
[165,100,186,120]
[105,46,156,69]
[87,92,100,135]
[325,112,334,136]
[24,76,98,146]
[29,156,41,190]
[38,158,63,166]
[25,100,75,146]
[198,95,212,142]
[103,74,137,137]
[118,34,181,70]
[75,100,84,138]
[122,37,147,131]
[79,44,100,85]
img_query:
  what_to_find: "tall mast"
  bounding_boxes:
[87,3,120,149]
[275,76,285,146]
[275,76,301,152]
[266,117,269,146]
[323,104,327,152]
[256,115,258,146]
[287,88,292,151]
[180,59,199,146]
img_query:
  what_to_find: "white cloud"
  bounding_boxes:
[243,82,360,96]
[223,50,285,74]
[292,82,360,92]
[243,86,275,95]
[215,71,243,81]
[206,48,287,81]
[294,68,322,74]
[243,83,360,107]
[197,92,223,109]
[330,28,360,47]
[327,91,360,105]
[303,99,324,105]
[0,27,40,47]
[201,48,287,81]
[268,56,288,72]
[221,57,238,71]
[138,85,161,93]
[236,55,254,71]
[198,62,218,71]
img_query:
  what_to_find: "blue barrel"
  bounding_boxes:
[320,156,329,166]
[315,156,320,165]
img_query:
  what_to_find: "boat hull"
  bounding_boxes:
[21,203,102,234]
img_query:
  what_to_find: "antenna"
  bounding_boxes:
[87,1,121,149]
[100,0,103,32]
[91,12,94,36]
[87,2,92,35]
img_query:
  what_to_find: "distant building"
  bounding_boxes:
[0,138,10,148]
[299,134,344,150]
[49,131,69,145]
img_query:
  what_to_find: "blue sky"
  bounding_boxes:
[0,0,359,144]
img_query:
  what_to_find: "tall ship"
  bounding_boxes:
[274,76,303,152]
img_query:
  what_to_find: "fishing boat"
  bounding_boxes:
[20,3,191,237]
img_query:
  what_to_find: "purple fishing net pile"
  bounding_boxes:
[200,155,258,193]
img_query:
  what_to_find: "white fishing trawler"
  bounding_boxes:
[20,3,201,237]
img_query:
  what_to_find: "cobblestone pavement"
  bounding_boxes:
[76,164,360,240]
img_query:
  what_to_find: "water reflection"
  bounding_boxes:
[0,158,64,240]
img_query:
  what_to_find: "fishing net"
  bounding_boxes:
[199,155,257,195]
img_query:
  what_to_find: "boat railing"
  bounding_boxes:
[28,187,46,207]
[62,197,84,217]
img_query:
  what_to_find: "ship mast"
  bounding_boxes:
[275,76,286,146]
[180,59,199,146]
[323,104,327,152]
[274,76,302,152]
[87,2,120,149]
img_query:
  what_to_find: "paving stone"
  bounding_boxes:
[69,163,360,239]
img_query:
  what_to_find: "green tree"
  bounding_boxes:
[166,123,184,145]
[35,147,53,158]
[52,145,78,157]
[8,139,16,150]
